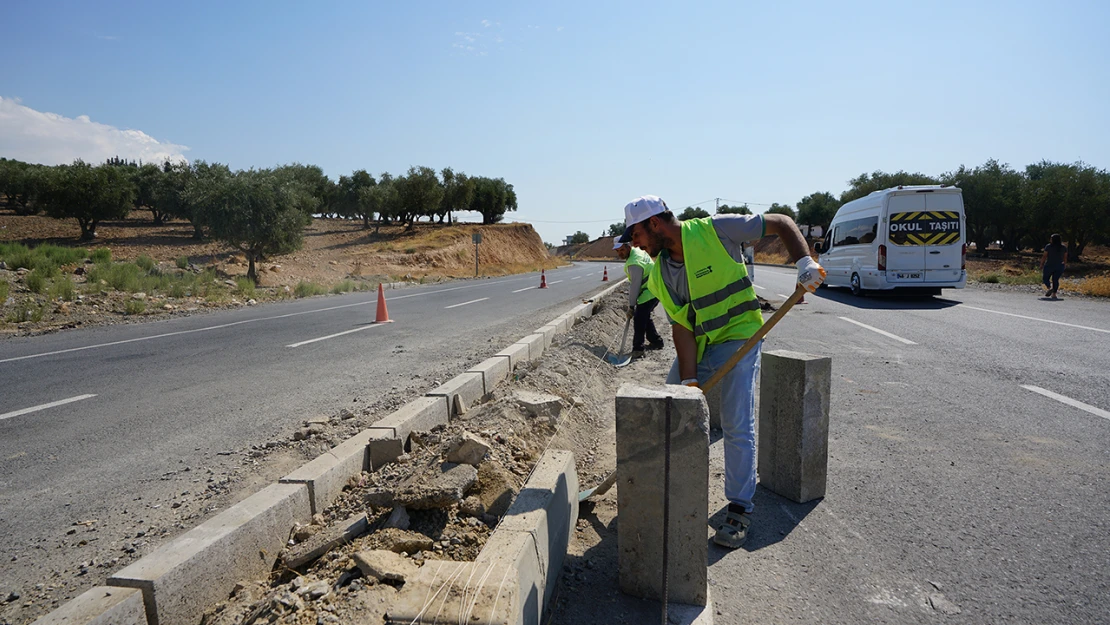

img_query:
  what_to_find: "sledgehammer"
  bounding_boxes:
[577,284,807,502]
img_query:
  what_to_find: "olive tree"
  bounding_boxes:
[202,168,313,284]
[38,161,135,240]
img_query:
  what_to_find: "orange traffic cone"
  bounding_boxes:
[602,266,609,282]
[539,269,548,288]
[373,283,393,323]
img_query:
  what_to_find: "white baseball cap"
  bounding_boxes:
[617,195,669,243]
[612,237,627,250]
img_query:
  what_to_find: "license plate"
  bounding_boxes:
[896,272,921,279]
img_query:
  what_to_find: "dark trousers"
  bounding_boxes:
[633,299,663,350]
[1042,265,1064,293]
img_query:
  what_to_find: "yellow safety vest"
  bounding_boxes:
[647,217,763,362]
[624,247,657,305]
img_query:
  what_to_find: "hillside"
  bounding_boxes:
[0,211,564,337]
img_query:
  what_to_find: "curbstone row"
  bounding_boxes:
[36,282,615,625]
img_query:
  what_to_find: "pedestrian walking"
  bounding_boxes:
[613,238,664,354]
[618,195,825,548]
[1041,233,1068,300]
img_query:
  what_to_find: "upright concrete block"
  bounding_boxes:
[495,342,531,369]
[467,356,512,394]
[758,350,831,504]
[705,383,722,430]
[615,384,709,607]
[427,372,485,417]
[31,586,146,625]
[109,483,311,625]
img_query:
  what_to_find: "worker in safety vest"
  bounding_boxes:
[617,195,825,549]
[613,238,664,354]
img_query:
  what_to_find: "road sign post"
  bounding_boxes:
[472,232,482,277]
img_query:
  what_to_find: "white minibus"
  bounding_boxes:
[816,185,966,295]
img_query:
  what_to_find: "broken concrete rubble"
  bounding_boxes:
[394,463,478,510]
[446,431,491,466]
[373,528,434,554]
[514,390,563,419]
[353,550,420,584]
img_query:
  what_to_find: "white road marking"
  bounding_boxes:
[286,324,385,348]
[511,286,534,293]
[548,280,563,285]
[838,317,917,345]
[0,394,97,421]
[960,305,1109,334]
[753,285,766,291]
[1021,385,1110,421]
[776,293,791,299]
[586,273,595,276]
[571,276,581,280]
[445,297,489,309]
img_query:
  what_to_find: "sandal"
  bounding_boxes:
[713,504,750,549]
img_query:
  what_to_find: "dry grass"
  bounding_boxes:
[1065,273,1110,297]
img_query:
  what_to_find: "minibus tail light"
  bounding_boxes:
[961,243,966,270]
[878,244,887,271]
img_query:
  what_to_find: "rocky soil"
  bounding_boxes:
[188,288,643,625]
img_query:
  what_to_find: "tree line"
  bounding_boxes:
[794,160,1110,262]
[597,160,1109,263]
[0,157,518,282]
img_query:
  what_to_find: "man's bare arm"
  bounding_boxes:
[672,323,698,382]
[763,213,811,263]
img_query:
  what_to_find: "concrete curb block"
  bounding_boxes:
[368,396,448,443]
[533,325,556,348]
[279,428,397,514]
[495,342,531,370]
[426,372,485,417]
[108,483,311,625]
[31,586,146,625]
[467,356,512,394]
[515,334,546,361]
[387,449,578,625]
[493,450,578,610]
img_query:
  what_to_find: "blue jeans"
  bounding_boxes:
[666,339,762,513]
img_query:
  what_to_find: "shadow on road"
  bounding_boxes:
[810,287,963,311]
[707,486,820,561]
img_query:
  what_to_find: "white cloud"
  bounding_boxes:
[481,19,491,27]
[0,96,189,166]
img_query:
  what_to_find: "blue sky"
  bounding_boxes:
[2,0,1108,244]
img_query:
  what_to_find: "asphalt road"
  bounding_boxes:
[0,262,617,594]
[705,266,1109,624]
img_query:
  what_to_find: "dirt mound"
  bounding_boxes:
[573,237,620,260]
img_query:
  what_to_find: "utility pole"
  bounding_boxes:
[715,197,722,213]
